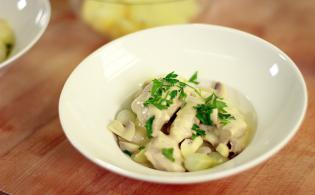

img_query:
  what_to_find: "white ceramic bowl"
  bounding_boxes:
[0,0,51,68]
[59,24,307,184]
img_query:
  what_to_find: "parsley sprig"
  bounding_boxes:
[143,72,188,109]
[162,148,175,162]
[194,93,235,126]
[145,116,155,139]
[143,71,202,110]
[188,71,199,84]
[191,124,206,139]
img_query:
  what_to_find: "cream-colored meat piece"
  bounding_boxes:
[145,132,185,172]
[131,82,182,137]
[169,101,197,143]
[218,105,248,153]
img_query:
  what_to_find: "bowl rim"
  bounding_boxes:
[0,0,51,69]
[59,24,308,184]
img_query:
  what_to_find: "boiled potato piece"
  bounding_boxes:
[132,149,151,167]
[108,120,135,141]
[116,109,136,124]
[0,19,14,45]
[216,143,229,158]
[81,0,200,38]
[0,42,6,62]
[184,152,228,171]
[180,136,203,158]
[196,146,212,154]
[130,0,200,27]
[81,0,126,37]
[208,152,228,164]
[184,153,217,171]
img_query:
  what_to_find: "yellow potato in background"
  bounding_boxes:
[81,0,127,37]
[0,42,7,62]
[0,19,14,62]
[81,0,200,39]
[129,0,200,27]
[0,19,14,46]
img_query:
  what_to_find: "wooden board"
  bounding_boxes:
[0,0,315,194]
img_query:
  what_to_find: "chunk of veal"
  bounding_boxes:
[219,106,248,153]
[145,132,185,172]
[169,101,197,143]
[131,83,182,138]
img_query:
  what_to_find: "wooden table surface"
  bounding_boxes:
[1,0,315,194]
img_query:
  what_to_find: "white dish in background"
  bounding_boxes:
[59,24,307,184]
[0,0,51,68]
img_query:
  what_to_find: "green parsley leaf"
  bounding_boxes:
[191,124,206,139]
[165,71,178,79]
[123,150,132,157]
[179,89,187,100]
[215,99,227,112]
[144,71,189,109]
[169,90,178,99]
[188,71,199,84]
[162,148,175,162]
[191,134,198,140]
[145,116,155,139]
[218,112,235,125]
[138,146,145,151]
[151,79,163,95]
[195,92,235,126]
[194,104,214,125]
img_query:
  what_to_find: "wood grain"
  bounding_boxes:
[0,0,315,194]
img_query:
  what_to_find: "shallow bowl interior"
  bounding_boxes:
[0,0,50,68]
[59,24,307,184]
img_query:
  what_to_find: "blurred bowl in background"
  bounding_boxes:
[0,0,51,69]
[71,0,211,39]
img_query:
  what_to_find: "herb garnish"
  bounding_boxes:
[194,104,214,126]
[194,93,235,126]
[145,116,155,139]
[218,113,235,125]
[143,72,188,109]
[123,150,132,157]
[162,148,175,162]
[191,124,206,139]
[144,71,204,110]
[144,72,235,126]
[139,146,145,151]
[188,71,199,84]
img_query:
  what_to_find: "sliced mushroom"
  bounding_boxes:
[214,82,226,97]
[108,120,135,142]
[132,126,149,145]
[199,124,215,132]
[119,141,139,153]
[116,109,136,124]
